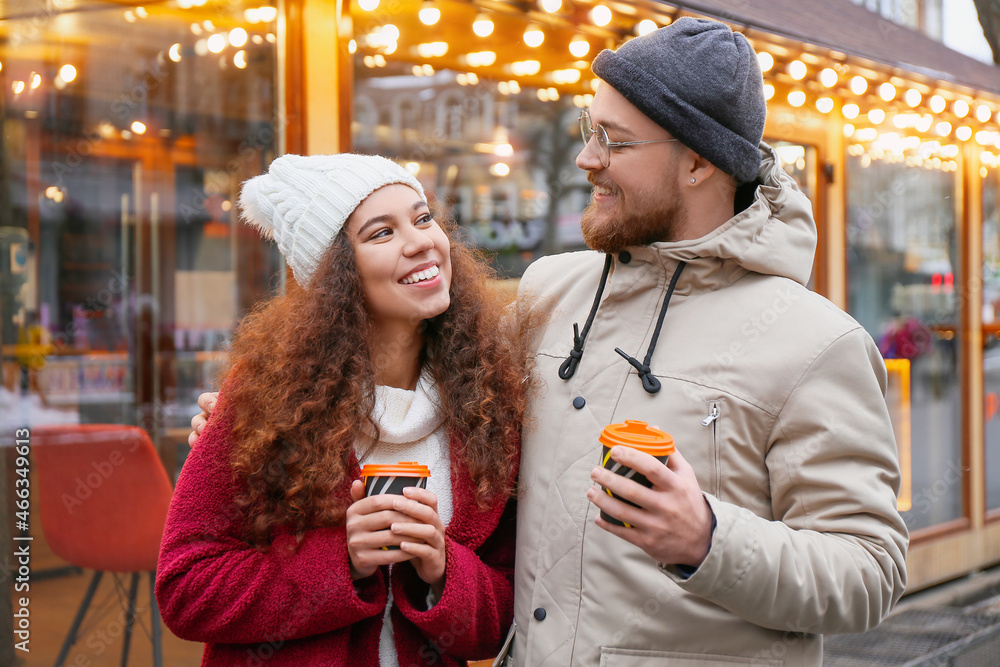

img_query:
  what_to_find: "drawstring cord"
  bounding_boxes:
[615,261,687,394]
[558,254,614,380]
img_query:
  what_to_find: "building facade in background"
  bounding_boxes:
[4,0,1000,612]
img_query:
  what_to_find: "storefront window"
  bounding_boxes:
[347,1,654,277]
[982,170,1000,511]
[0,3,281,471]
[847,154,962,532]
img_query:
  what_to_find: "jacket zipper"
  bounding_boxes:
[701,405,719,426]
[702,402,721,497]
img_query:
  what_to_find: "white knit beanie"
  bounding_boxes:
[238,153,425,286]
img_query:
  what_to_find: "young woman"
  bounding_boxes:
[155,154,523,666]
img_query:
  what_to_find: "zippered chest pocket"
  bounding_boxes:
[701,400,722,498]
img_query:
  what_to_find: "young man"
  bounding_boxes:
[510,17,906,666]
[190,17,907,666]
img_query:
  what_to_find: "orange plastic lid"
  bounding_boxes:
[361,461,431,477]
[599,420,674,456]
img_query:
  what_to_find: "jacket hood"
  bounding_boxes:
[645,142,818,287]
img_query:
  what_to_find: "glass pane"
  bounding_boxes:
[0,2,282,473]
[983,171,1000,510]
[350,5,598,278]
[846,153,961,532]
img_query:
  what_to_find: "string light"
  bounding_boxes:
[787,90,806,107]
[904,89,921,107]
[590,5,612,26]
[636,19,658,36]
[935,121,952,137]
[523,26,545,48]
[757,52,774,72]
[954,99,970,118]
[850,76,868,95]
[207,33,226,53]
[868,109,885,124]
[819,67,837,87]
[169,43,183,62]
[540,0,562,12]
[357,0,379,10]
[977,104,992,122]
[58,64,77,83]
[879,82,896,101]
[229,27,248,47]
[419,1,441,25]
[787,60,807,80]
[930,94,947,113]
[956,126,972,141]
[763,84,774,100]
[842,103,860,119]
[473,14,494,37]
[816,97,834,113]
[569,37,590,58]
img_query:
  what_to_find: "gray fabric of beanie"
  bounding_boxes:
[591,17,766,184]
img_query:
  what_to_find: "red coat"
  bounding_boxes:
[155,405,516,667]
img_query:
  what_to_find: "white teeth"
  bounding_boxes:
[402,265,439,284]
[594,186,614,196]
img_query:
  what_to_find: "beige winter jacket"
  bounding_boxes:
[511,144,908,666]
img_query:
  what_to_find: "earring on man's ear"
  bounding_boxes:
[690,177,696,184]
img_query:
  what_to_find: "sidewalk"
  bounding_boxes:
[825,566,1000,666]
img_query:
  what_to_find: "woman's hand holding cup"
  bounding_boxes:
[345,480,422,579]
[389,485,448,597]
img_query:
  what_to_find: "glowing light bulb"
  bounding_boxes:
[207,33,226,53]
[842,103,860,119]
[787,60,806,80]
[234,50,247,68]
[954,99,970,118]
[358,0,379,10]
[787,90,806,107]
[819,67,837,87]
[757,52,774,72]
[977,105,992,123]
[816,97,834,113]
[879,82,896,101]
[930,94,946,113]
[763,84,774,100]
[229,27,248,47]
[905,89,921,107]
[569,37,590,58]
[957,126,972,141]
[419,6,441,25]
[850,76,868,95]
[590,5,612,26]
[636,19,657,36]
[473,15,494,37]
[540,0,561,12]
[58,64,77,82]
[868,108,885,124]
[523,26,544,48]
[169,43,182,62]
[935,121,952,137]
[131,121,147,134]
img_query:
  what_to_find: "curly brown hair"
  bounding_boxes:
[222,218,525,548]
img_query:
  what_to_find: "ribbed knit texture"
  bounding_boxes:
[591,17,766,184]
[357,371,452,667]
[238,154,425,286]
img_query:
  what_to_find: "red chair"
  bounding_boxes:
[33,424,173,667]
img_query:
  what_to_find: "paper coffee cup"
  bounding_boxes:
[598,420,674,527]
[361,461,431,550]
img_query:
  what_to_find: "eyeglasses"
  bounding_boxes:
[579,109,679,168]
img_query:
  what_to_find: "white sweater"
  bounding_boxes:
[355,371,452,667]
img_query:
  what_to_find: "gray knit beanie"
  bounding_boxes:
[239,153,425,286]
[591,17,766,184]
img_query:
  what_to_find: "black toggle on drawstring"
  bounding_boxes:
[615,260,687,394]
[558,254,614,380]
